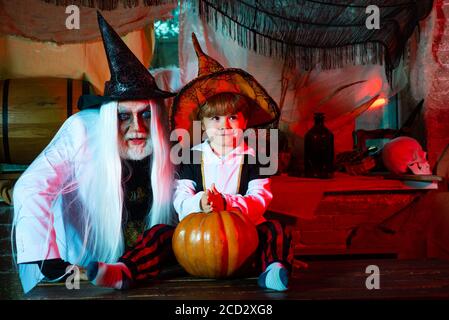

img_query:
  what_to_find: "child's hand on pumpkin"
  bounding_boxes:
[207,183,226,212]
[200,191,212,213]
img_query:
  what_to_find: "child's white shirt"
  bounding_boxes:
[173,139,272,225]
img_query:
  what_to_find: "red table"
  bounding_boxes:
[268,173,438,255]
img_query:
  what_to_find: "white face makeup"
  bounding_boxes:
[202,112,247,155]
[117,101,152,160]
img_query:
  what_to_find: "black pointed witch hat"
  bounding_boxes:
[78,11,176,110]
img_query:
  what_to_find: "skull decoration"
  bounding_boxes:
[382,136,431,175]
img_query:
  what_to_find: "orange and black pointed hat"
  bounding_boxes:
[192,33,224,76]
[171,33,280,133]
[78,11,176,110]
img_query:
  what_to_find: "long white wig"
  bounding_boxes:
[75,100,176,263]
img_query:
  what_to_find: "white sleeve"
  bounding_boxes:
[13,115,86,264]
[222,178,273,225]
[173,179,205,221]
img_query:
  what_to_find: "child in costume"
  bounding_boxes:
[172,34,294,291]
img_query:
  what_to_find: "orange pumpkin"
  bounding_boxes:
[172,210,259,278]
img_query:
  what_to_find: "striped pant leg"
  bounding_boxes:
[256,220,294,273]
[118,224,176,281]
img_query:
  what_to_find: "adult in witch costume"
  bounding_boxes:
[12,12,176,293]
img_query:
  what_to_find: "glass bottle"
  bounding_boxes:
[304,113,334,178]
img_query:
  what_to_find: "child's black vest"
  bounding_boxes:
[176,150,267,195]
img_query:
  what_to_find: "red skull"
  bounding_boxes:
[382,137,431,175]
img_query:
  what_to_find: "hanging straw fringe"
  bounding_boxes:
[40,0,176,10]
[194,0,434,86]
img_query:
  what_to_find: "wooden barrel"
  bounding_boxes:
[0,78,91,164]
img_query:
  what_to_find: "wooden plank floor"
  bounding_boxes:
[2,259,449,300]
[2,204,449,300]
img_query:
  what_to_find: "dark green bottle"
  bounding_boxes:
[304,113,334,178]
